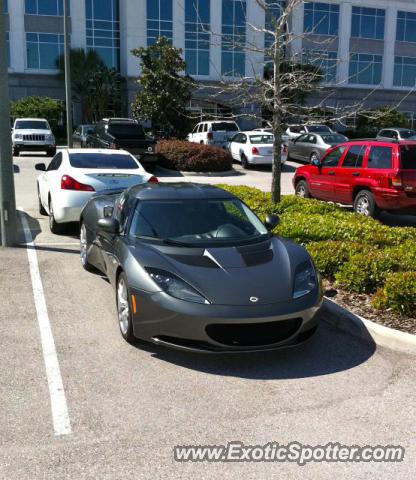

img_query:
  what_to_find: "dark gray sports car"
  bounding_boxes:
[79,183,322,352]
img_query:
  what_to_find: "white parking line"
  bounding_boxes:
[18,208,72,436]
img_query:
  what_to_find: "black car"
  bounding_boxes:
[86,118,157,171]
[79,183,322,353]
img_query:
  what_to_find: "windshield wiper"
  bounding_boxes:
[162,238,195,246]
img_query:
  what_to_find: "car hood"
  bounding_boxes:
[130,236,312,306]
[14,129,52,135]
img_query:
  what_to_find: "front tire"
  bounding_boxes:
[48,199,65,234]
[13,147,19,157]
[310,152,319,163]
[38,185,47,216]
[241,153,249,169]
[353,190,378,217]
[295,179,311,198]
[116,272,135,343]
[80,222,94,271]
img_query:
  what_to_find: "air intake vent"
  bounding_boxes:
[169,254,219,268]
[241,249,273,267]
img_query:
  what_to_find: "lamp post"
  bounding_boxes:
[63,0,73,147]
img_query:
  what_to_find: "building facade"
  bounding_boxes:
[5,0,416,124]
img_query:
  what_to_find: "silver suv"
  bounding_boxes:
[12,118,56,157]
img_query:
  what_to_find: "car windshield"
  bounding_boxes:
[399,146,416,169]
[211,122,239,132]
[15,120,49,130]
[398,130,416,138]
[108,123,145,139]
[129,199,269,246]
[321,134,346,144]
[249,134,274,144]
[69,153,139,169]
[307,125,331,133]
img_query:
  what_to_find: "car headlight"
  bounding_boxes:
[147,146,153,152]
[146,267,209,304]
[14,133,23,140]
[293,261,316,299]
[45,134,55,141]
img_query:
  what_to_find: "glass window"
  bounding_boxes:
[342,145,365,168]
[147,0,173,45]
[249,134,274,144]
[302,50,337,83]
[304,2,339,36]
[47,152,62,171]
[86,0,120,69]
[393,56,416,87]
[349,53,382,85]
[69,153,139,169]
[222,0,246,76]
[396,11,416,43]
[321,146,346,167]
[4,0,8,13]
[25,0,67,16]
[367,146,392,169]
[185,0,210,76]
[296,134,309,142]
[351,7,385,40]
[400,145,416,169]
[26,32,66,70]
[264,0,284,57]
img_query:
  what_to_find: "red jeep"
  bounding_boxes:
[293,140,416,217]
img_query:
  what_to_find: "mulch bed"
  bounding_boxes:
[323,280,416,335]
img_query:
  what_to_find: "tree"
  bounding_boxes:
[57,48,126,122]
[10,96,64,130]
[355,107,410,133]
[131,37,195,138]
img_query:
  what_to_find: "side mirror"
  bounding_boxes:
[35,163,46,171]
[311,158,320,167]
[265,214,280,231]
[97,217,119,233]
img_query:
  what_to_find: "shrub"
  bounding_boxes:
[11,96,64,131]
[372,272,416,316]
[156,140,233,172]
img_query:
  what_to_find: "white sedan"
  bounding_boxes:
[36,149,157,234]
[228,131,286,169]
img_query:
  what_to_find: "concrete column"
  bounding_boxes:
[337,1,352,85]
[70,0,86,49]
[210,0,222,79]
[246,0,264,79]
[382,6,397,89]
[122,0,146,78]
[173,0,185,52]
[289,1,303,62]
[8,0,25,72]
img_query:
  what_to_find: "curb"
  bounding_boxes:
[322,298,416,356]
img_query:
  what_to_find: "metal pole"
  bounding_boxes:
[64,0,73,147]
[0,0,17,246]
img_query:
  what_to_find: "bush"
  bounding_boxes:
[216,185,416,314]
[372,272,416,316]
[11,96,64,131]
[156,140,233,172]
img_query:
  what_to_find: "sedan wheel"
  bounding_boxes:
[117,273,135,343]
[295,180,311,198]
[353,190,378,218]
[310,153,319,163]
[241,153,249,169]
[48,199,65,234]
[80,222,94,271]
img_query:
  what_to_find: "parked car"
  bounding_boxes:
[72,124,95,148]
[376,127,416,142]
[253,127,273,133]
[287,133,348,163]
[86,118,157,171]
[79,182,322,350]
[283,124,334,142]
[228,131,285,168]
[12,118,56,157]
[293,140,416,217]
[35,149,157,234]
[187,120,240,147]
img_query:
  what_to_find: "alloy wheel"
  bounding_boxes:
[117,278,130,336]
[356,196,370,215]
[80,223,88,266]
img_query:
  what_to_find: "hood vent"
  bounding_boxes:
[241,248,274,267]
[168,254,220,268]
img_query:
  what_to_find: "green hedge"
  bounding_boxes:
[156,139,233,172]
[218,185,416,316]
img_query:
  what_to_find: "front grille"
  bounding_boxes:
[23,134,45,141]
[206,318,302,347]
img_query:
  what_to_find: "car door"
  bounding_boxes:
[229,133,241,159]
[333,144,366,204]
[308,146,347,200]
[39,152,63,209]
[299,134,317,161]
[289,134,309,160]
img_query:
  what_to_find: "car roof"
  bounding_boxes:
[14,117,48,121]
[64,148,133,155]
[127,182,235,201]
[380,127,414,132]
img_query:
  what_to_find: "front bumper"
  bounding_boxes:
[13,142,55,152]
[130,288,322,353]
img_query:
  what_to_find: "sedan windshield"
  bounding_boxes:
[69,153,139,169]
[15,120,49,130]
[307,125,332,133]
[249,134,274,144]
[399,130,416,139]
[321,134,347,144]
[129,199,268,246]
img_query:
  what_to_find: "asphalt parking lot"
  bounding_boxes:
[1,153,415,479]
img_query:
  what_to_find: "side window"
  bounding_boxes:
[321,146,346,167]
[233,134,241,143]
[367,146,392,169]
[203,123,208,132]
[290,126,300,133]
[113,193,131,231]
[192,125,198,134]
[308,135,316,144]
[296,134,309,143]
[342,145,365,168]
[241,134,247,144]
[379,130,388,137]
[47,152,62,171]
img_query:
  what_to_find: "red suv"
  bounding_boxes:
[293,140,416,217]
